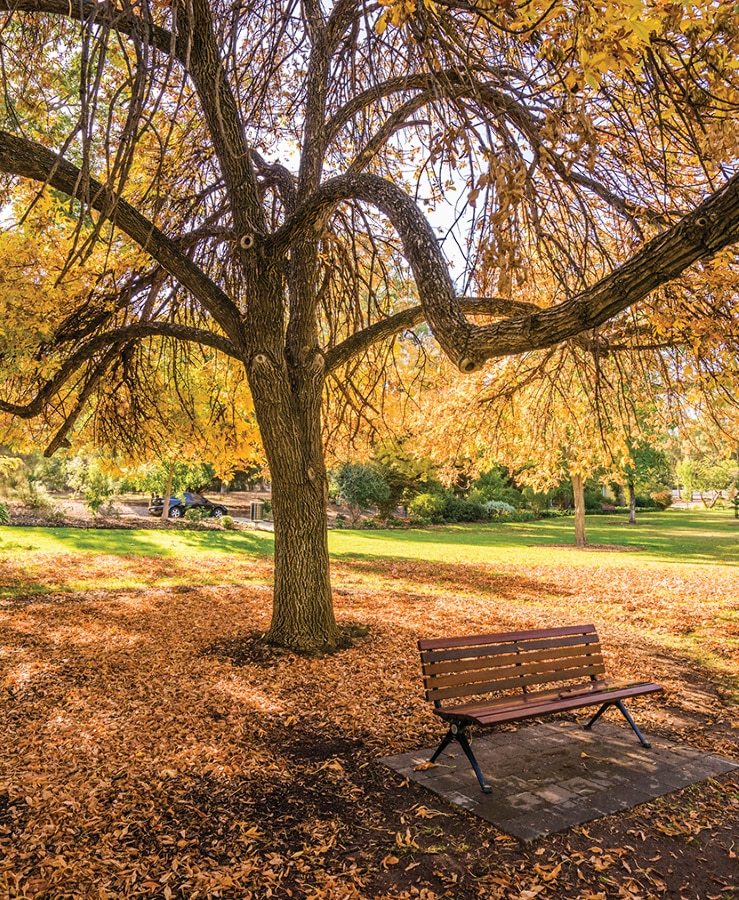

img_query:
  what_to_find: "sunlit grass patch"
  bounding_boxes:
[329,509,738,567]
[0,525,275,558]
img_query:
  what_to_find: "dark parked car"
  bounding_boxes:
[148,491,228,519]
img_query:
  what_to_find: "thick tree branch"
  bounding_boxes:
[251,149,297,215]
[324,297,539,372]
[275,170,739,370]
[0,130,245,344]
[0,1,177,55]
[174,0,263,238]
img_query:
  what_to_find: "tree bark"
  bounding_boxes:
[572,472,588,548]
[628,481,637,525]
[161,460,174,522]
[267,467,337,652]
[246,332,340,652]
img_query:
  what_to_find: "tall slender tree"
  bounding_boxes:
[1,1,739,649]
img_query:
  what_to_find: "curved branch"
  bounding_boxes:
[326,71,655,228]
[275,170,739,371]
[0,130,245,343]
[324,296,539,372]
[0,323,241,419]
[175,0,263,236]
[325,75,439,143]
[251,149,297,214]
[346,91,435,176]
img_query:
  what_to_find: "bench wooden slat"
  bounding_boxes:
[453,682,663,727]
[420,632,600,665]
[423,650,606,693]
[423,643,604,678]
[427,662,608,701]
[418,624,597,654]
[433,679,658,719]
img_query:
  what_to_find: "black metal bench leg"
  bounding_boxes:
[615,700,651,748]
[429,724,492,793]
[583,701,651,749]
[429,728,456,763]
[583,702,610,731]
[454,727,493,794]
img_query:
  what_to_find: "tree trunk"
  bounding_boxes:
[572,472,588,548]
[268,468,337,651]
[628,481,637,525]
[162,459,174,522]
[247,344,340,653]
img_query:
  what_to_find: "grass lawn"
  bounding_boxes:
[1,508,738,898]
[1,507,736,570]
[330,508,739,568]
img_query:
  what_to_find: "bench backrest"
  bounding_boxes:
[418,624,606,705]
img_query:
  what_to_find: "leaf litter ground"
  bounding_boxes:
[1,546,738,899]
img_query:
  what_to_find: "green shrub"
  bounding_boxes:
[468,466,524,508]
[359,517,380,529]
[333,513,347,528]
[383,515,408,528]
[651,490,673,510]
[220,515,237,530]
[635,492,659,509]
[184,507,211,522]
[442,496,488,522]
[0,501,9,525]
[335,462,390,521]
[485,500,516,517]
[17,479,54,511]
[584,487,605,512]
[509,509,536,522]
[408,492,446,523]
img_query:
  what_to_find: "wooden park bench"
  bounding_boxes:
[418,624,663,793]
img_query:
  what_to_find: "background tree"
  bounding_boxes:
[621,441,673,524]
[332,461,390,523]
[676,454,738,507]
[1,1,739,648]
[408,340,678,546]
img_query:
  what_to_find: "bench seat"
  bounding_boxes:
[418,625,663,793]
[435,678,662,726]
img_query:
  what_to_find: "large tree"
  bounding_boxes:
[1,0,739,649]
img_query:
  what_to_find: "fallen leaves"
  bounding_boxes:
[0,546,738,897]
